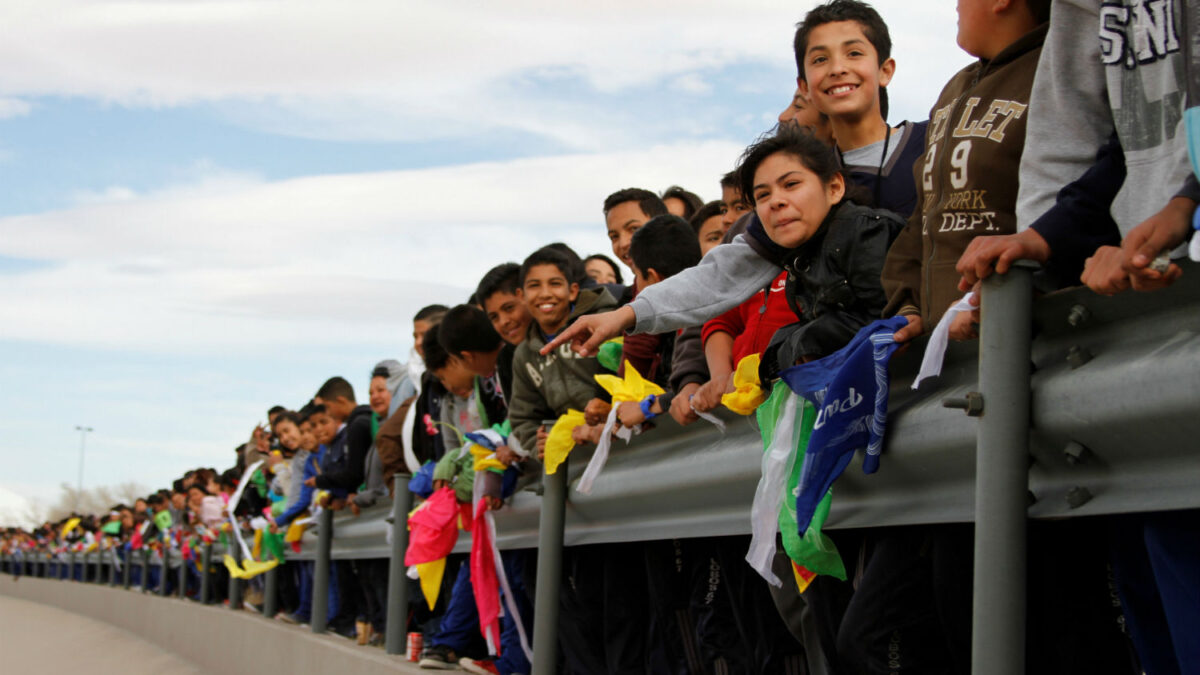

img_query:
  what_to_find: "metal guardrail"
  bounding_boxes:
[5,262,1200,675]
[285,262,1200,562]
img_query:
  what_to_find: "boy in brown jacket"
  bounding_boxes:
[883,0,1049,342]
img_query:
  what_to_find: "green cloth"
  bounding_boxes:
[262,531,286,563]
[101,520,121,535]
[251,468,268,498]
[153,509,173,533]
[756,381,846,581]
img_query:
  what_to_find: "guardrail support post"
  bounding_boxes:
[263,564,279,618]
[199,543,212,604]
[160,551,171,597]
[69,552,77,582]
[122,550,132,588]
[532,459,568,675]
[311,507,333,634]
[972,265,1033,675]
[178,551,188,599]
[229,545,243,610]
[140,550,150,592]
[385,473,414,655]
[111,550,119,587]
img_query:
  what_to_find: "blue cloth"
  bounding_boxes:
[778,317,908,533]
[277,445,325,528]
[409,460,436,499]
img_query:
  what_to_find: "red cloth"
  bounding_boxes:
[470,500,502,654]
[701,271,794,363]
[404,487,470,566]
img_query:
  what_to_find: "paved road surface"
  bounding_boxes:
[0,593,205,674]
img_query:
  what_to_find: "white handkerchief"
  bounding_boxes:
[913,292,975,390]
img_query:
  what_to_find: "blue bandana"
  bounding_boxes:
[778,316,908,533]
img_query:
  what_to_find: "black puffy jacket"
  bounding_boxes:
[742,201,904,380]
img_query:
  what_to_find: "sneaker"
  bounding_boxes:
[458,657,500,675]
[276,612,300,624]
[418,644,459,669]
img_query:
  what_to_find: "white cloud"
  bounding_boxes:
[0,96,31,119]
[0,1,972,146]
[0,141,741,353]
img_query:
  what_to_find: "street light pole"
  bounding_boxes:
[74,425,93,509]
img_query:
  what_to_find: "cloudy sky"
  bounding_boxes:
[0,0,972,516]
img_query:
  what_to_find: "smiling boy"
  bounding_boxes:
[506,247,616,457]
[603,188,669,272]
[793,0,927,218]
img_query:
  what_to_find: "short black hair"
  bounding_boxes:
[719,170,740,190]
[519,248,575,287]
[583,253,624,285]
[660,186,704,219]
[540,243,587,284]
[275,410,301,427]
[316,376,356,403]
[171,480,185,494]
[297,401,317,424]
[414,304,449,323]
[475,262,521,306]
[794,0,892,120]
[630,215,702,280]
[688,200,726,234]
[603,188,669,219]
[267,405,286,419]
[439,304,502,356]
[736,125,843,208]
[146,493,165,506]
[422,323,452,372]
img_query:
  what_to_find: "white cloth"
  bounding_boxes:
[913,293,975,390]
[745,393,800,587]
[577,408,620,494]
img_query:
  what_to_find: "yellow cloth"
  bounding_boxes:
[61,517,81,537]
[284,521,308,543]
[417,558,446,610]
[544,409,587,475]
[470,443,507,473]
[594,360,666,403]
[252,529,263,561]
[223,554,279,580]
[721,354,768,415]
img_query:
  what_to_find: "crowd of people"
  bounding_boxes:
[4,0,1199,673]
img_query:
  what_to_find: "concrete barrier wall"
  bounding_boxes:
[0,576,422,675]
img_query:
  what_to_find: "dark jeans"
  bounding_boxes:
[558,543,649,675]
[1110,509,1200,675]
[805,526,970,675]
[354,558,389,632]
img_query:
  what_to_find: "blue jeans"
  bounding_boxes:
[431,559,478,651]
[494,551,533,675]
[1111,509,1200,675]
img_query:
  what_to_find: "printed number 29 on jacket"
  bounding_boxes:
[922,140,972,192]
